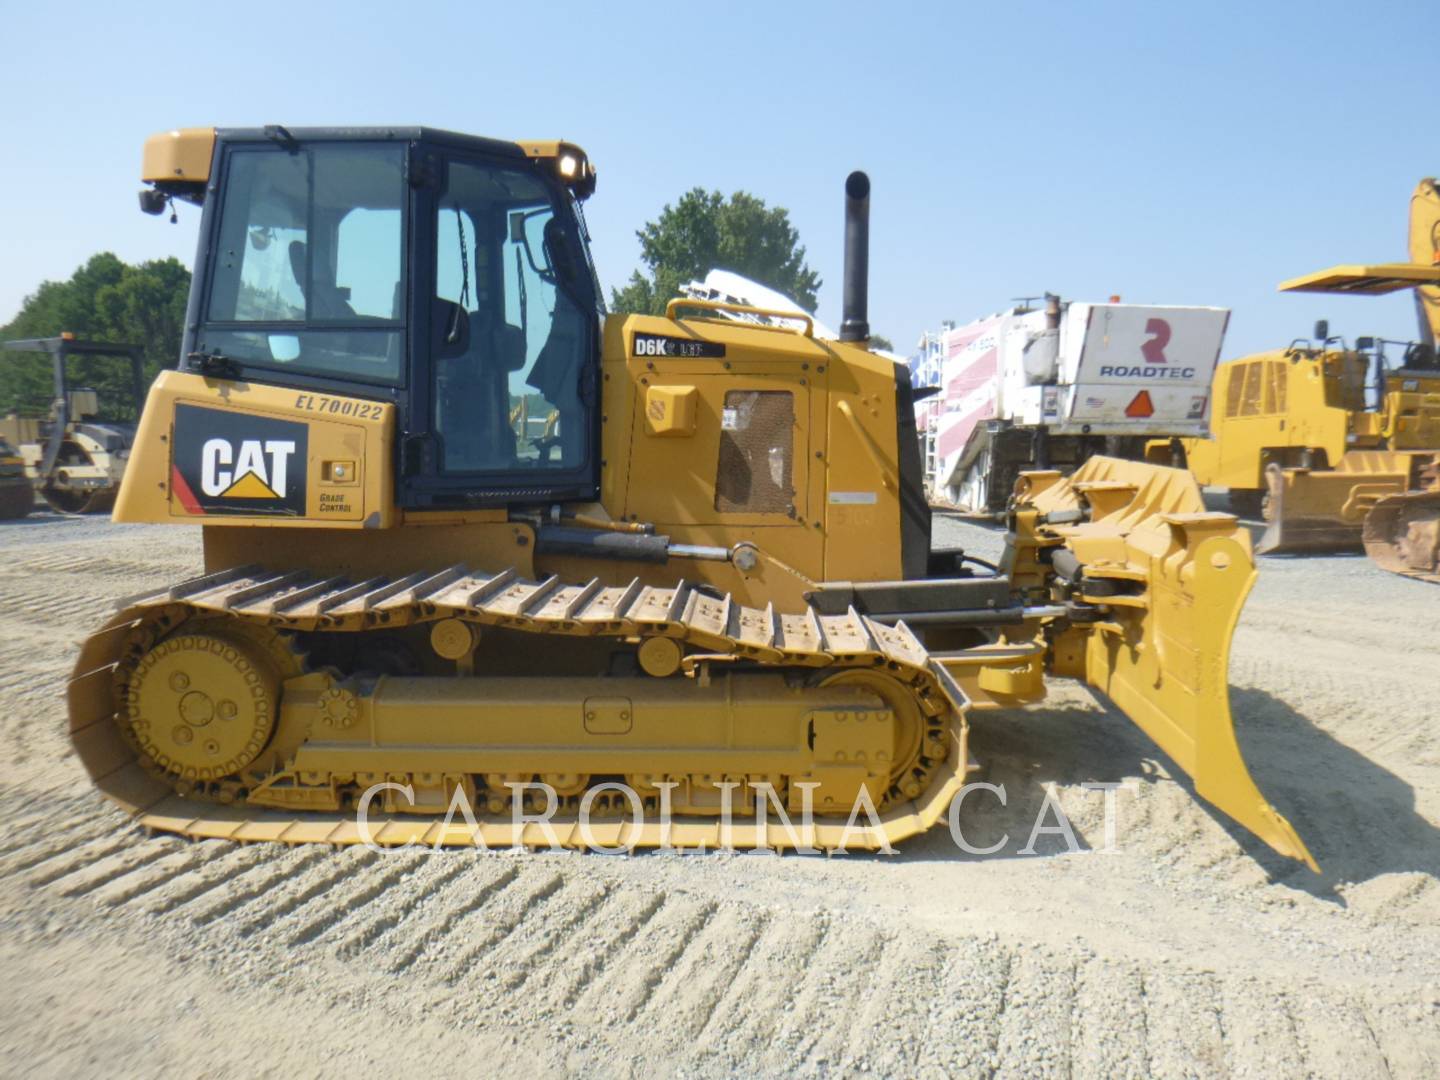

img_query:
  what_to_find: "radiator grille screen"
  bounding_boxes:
[715,390,795,514]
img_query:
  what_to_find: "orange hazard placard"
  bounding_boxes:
[1124,390,1155,418]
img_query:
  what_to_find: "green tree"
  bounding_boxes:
[611,189,821,316]
[869,334,895,351]
[0,253,190,420]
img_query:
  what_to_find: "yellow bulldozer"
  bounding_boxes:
[1169,179,1440,583]
[66,126,1314,868]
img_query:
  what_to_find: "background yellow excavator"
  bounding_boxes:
[1159,179,1440,583]
[64,126,1314,868]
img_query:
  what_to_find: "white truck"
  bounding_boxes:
[923,296,1229,513]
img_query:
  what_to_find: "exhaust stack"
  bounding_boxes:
[840,171,870,342]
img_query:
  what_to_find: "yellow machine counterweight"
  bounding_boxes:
[65,126,1315,866]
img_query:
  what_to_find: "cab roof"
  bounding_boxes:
[143,126,595,200]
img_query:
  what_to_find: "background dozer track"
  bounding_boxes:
[1362,463,1440,583]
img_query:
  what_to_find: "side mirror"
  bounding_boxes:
[1313,319,1329,341]
[1355,336,1375,351]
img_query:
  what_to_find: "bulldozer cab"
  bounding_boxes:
[186,129,603,511]
[1319,347,1369,412]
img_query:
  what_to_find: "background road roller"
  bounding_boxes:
[0,335,147,513]
[64,126,1314,868]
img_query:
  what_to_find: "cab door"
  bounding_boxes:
[400,144,600,509]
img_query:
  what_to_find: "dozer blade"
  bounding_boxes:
[1013,456,1319,871]
[1363,489,1440,585]
[1257,457,1410,555]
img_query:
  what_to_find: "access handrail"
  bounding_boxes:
[664,297,814,337]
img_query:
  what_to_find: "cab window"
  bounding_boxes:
[202,144,406,385]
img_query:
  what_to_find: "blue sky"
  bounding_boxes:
[0,1,1432,358]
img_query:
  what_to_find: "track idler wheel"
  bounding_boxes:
[122,622,297,786]
[819,668,943,804]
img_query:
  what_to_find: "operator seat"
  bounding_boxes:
[430,297,528,471]
[288,241,356,320]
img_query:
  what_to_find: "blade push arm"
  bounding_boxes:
[1006,456,1318,872]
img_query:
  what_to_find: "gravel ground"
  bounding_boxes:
[0,507,1437,1077]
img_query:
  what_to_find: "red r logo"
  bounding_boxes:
[1142,318,1171,363]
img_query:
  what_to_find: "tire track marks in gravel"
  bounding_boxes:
[683,906,829,1069]
[46,837,184,898]
[924,938,1013,1078]
[88,841,233,908]
[185,846,334,927]
[760,917,886,1073]
[382,860,523,973]
[479,876,611,995]
[994,950,1075,1078]
[628,903,767,1054]
[1142,970,1227,1078]
[528,885,667,1013]
[136,844,279,916]
[15,832,139,886]
[834,933,943,1075]
[0,805,113,861]
[0,585,110,625]
[434,866,567,987]
[1070,958,1149,1080]
[572,894,715,1026]
[1288,992,1391,1077]
[227,847,380,937]
[273,850,428,948]
[11,833,1437,1079]
[1215,982,1305,1079]
[332,856,474,959]
[1366,998,1440,1078]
